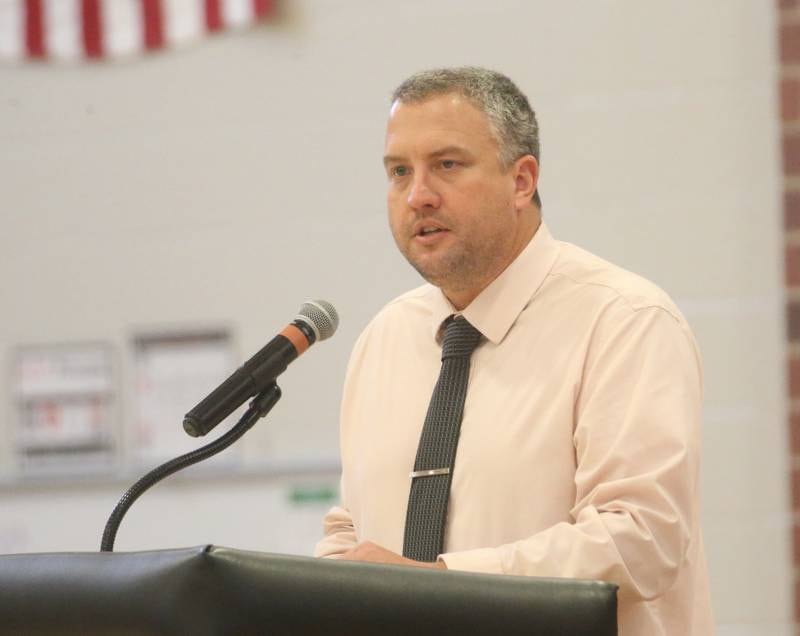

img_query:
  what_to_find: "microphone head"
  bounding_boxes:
[297,300,339,342]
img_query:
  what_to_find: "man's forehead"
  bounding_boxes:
[384,94,495,152]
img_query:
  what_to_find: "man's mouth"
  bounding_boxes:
[419,228,445,236]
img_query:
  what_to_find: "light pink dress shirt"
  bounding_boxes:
[316,222,714,635]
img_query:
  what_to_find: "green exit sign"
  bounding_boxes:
[288,484,338,505]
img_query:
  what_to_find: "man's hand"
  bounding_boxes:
[340,541,447,569]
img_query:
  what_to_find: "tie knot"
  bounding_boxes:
[441,316,482,359]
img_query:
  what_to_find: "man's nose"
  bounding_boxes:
[407,172,441,210]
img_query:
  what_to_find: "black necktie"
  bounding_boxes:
[402,315,482,562]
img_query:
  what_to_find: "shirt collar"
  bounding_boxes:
[428,221,560,344]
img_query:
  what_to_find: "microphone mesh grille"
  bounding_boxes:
[298,300,339,341]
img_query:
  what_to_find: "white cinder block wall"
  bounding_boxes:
[0,2,789,633]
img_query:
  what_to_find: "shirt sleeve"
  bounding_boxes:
[314,327,371,559]
[439,302,703,604]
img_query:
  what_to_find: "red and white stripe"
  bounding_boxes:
[0,0,274,62]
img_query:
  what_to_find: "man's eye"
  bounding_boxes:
[391,166,409,177]
[440,160,457,169]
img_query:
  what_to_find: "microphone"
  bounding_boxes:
[182,300,339,438]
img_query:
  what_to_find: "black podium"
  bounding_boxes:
[0,545,617,635]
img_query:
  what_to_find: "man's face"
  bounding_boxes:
[383,93,529,303]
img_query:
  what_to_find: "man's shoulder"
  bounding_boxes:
[364,283,437,331]
[383,282,439,311]
[353,283,438,343]
[549,240,684,322]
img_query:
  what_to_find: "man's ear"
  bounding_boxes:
[513,155,539,210]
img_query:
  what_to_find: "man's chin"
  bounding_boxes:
[408,261,444,286]
[409,260,465,291]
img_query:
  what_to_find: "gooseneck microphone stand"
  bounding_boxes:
[100,383,282,552]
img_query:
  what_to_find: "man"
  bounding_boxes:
[315,67,713,635]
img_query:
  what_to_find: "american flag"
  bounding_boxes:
[0,0,274,62]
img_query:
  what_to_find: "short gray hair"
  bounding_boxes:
[391,67,541,207]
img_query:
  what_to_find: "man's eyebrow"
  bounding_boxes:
[428,145,471,158]
[383,154,404,167]
[383,146,472,166]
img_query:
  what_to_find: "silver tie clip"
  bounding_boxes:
[409,467,451,479]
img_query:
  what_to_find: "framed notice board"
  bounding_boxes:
[12,343,116,475]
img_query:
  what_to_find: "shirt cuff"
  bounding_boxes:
[438,547,504,575]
